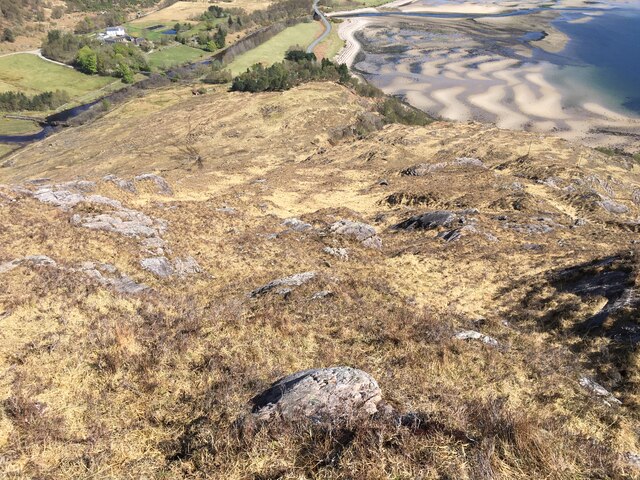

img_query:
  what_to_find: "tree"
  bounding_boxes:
[118,63,134,84]
[3,28,15,43]
[76,45,97,74]
[228,16,233,27]
[214,26,226,49]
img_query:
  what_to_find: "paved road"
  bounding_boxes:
[306,0,332,54]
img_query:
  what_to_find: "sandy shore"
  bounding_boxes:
[332,0,640,149]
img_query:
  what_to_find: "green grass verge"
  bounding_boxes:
[147,44,209,70]
[0,117,43,135]
[227,22,322,75]
[0,54,114,98]
[314,23,344,60]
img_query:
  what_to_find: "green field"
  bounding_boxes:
[147,44,209,70]
[228,22,323,75]
[0,117,42,135]
[0,54,114,98]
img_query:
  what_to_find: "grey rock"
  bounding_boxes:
[323,246,349,260]
[71,209,164,238]
[394,211,458,231]
[598,198,629,215]
[80,262,147,294]
[402,158,484,175]
[454,157,484,168]
[362,236,383,249]
[250,271,316,297]
[311,290,333,300]
[579,377,621,406]
[34,189,85,209]
[134,173,173,195]
[0,255,56,274]
[103,174,136,193]
[330,220,382,248]
[140,257,174,277]
[453,330,498,347]
[251,367,382,422]
[173,256,201,276]
[57,180,96,192]
[216,207,236,214]
[283,218,312,232]
[624,452,640,470]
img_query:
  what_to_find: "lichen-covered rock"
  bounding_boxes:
[140,257,174,277]
[249,271,316,297]
[402,157,484,176]
[453,330,498,347]
[0,255,56,274]
[80,262,147,294]
[251,367,382,422]
[323,246,349,260]
[173,256,201,276]
[103,174,136,193]
[579,377,622,406]
[71,209,166,238]
[330,220,382,248]
[283,218,312,232]
[598,198,629,214]
[394,211,458,231]
[134,173,173,195]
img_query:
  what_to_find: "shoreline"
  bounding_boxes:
[332,0,640,151]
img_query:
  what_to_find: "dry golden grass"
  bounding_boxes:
[0,81,639,478]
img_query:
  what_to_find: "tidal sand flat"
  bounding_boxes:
[332,0,640,149]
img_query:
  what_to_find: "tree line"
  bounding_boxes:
[0,90,70,112]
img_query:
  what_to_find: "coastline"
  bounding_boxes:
[331,0,640,150]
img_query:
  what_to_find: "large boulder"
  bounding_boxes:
[393,211,458,231]
[249,271,317,297]
[251,367,382,422]
[329,220,382,249]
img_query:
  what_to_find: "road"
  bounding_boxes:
[306,0,332,54]
[0,49,73,68]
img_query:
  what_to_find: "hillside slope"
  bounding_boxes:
[0,82,639,478]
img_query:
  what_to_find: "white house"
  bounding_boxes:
[105,26,126,38]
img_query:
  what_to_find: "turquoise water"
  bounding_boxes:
[551,6,640,115]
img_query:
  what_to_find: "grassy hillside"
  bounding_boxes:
[0,82,639,478]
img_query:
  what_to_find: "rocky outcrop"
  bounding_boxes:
[134,173,173,195]
[140,256,201,278]
[402,157,484,176]
[393,211,459,231]
[283,218,312,232]
[71,209,167,239]
[0,255,56,274]
[79,262,147,294]
[249,271,317,297]
[250,367,382,422]
[330,220,382,249]
[103,174,136,193]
